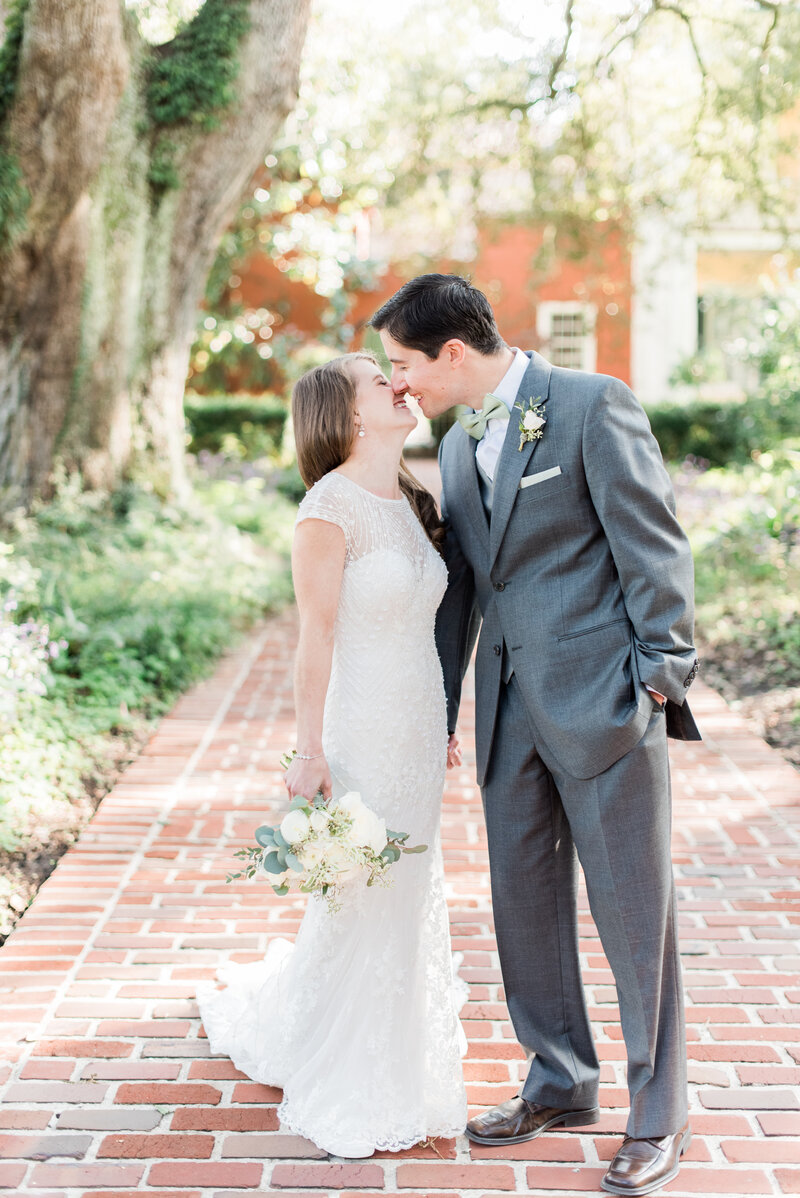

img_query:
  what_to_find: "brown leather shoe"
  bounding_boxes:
[466,1096,600,1145]
[601,1124,691,1195]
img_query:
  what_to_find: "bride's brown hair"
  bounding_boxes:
[292,353,444,554]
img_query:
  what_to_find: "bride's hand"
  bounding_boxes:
[285,754,333,804]
[446,732,462,770]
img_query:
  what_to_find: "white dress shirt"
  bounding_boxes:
[474,348,529,482]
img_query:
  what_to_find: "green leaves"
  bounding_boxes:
[384,829,427,856]
[254,825,275,848]
[0,0,30,126]
[146,0,251,130]
[261,851,286,876]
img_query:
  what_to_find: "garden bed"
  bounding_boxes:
[0,464,296,942]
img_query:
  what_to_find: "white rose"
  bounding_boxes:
[323,839,364,884]
[365,813,388,855]
[333,791,364,817]
[522,411,544,431]
[348,806,388,855]
[310,808,331,833]
[298,838,325,870]
[323,839,354,872]
[280,808,311,845]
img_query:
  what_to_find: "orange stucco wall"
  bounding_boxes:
[232,219,632,383]
[236,253,329,330]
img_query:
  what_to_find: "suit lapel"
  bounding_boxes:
[452,422,490,555]
[488,352,552,568]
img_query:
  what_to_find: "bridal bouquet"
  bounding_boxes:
[227,753,427,911]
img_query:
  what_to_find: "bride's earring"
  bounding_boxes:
[357,419,366,438]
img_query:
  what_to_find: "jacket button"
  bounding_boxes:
[493,644,502,656]
[493,581,506,591]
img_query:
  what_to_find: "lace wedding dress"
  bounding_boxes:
[197,471,468,1158]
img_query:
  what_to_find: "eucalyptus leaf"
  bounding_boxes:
[272,828,288,850]
[285,851,304,872]
[290,794,310,810]
[255,824,276,847]
[272,883,290,896]
[262,851,286,875]
[402,843,428,854]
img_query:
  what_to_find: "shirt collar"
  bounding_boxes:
[485,348,529,413]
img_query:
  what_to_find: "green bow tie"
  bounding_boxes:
[456,393,510,440]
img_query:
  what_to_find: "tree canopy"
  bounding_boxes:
[188,0,800,395]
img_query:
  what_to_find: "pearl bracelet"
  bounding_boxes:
[295,750,324,761]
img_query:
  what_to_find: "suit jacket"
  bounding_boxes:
[435,351,701,785]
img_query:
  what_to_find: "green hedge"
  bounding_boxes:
[184,394,288,458]
[184,387,799,468]
[644,394,800,466]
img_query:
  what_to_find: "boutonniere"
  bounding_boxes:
[514,396,546,451]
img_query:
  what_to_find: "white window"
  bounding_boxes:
[536,302,597,372]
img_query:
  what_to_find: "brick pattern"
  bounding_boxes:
[1,607,798,1196]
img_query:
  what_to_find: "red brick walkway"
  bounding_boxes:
[1,610,799,1197]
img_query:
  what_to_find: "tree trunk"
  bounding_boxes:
[0,0,311,505]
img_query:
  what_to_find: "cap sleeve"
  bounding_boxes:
[295,474,351,549]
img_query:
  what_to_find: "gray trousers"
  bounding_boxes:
[482,674,688,1138]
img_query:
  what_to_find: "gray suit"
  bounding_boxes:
[435,351,699,1137]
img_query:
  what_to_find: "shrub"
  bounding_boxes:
[644,394,800,467]
[184,392,288,458]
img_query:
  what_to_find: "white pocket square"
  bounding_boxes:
[519,465,562,489]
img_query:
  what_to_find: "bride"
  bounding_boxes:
[197,352,468,1158]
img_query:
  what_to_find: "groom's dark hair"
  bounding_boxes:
[370,273,505,359]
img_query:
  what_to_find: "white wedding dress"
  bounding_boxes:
[197,470,468,1158]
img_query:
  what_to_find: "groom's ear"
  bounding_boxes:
[441,339,467,369]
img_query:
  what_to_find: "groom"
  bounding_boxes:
[372,275,700,1197]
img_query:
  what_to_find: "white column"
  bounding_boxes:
[631,215,698,404]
